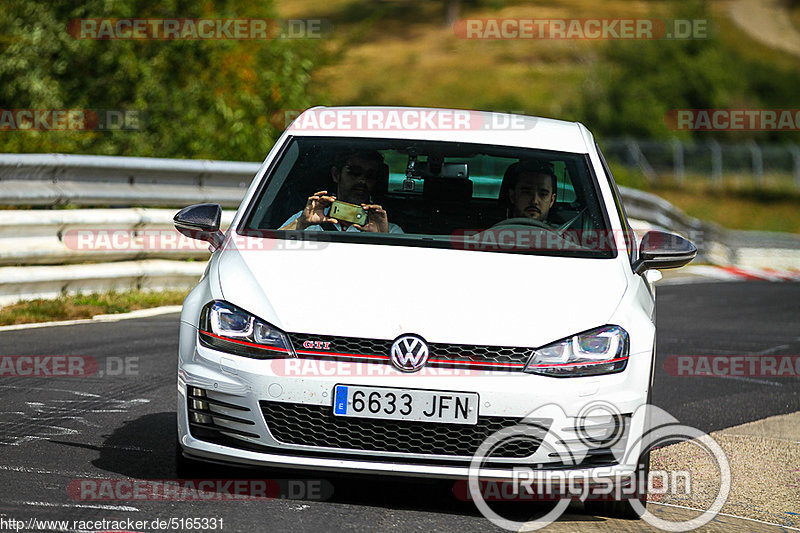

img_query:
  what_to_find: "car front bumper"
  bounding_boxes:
[177,321,652,481]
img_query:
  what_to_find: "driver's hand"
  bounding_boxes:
[298,190,338,230]
[354,204,389,233]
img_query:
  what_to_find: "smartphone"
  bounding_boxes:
[330,200,368,225]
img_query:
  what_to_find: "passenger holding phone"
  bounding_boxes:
[279,150,403,233]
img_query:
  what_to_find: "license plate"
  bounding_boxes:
[333,385,478,425]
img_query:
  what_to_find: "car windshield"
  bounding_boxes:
[241,136,615,258]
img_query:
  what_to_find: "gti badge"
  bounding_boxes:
[390,334,430,372]
[302,340,331,350]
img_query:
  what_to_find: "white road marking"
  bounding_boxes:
[0,305,182,331]
[0,319,95,331]
[0,385,101,397]
[0,465,114,479]
[648,501,800,531]
[702,374,784,387]
[718,434,800,445]
[10,500,139,512]
[754,344,791,356]
[0,397,151,445]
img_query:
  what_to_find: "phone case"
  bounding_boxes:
[330,201,368,225]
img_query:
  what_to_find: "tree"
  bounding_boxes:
[0,0,318,160]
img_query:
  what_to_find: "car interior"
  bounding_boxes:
[246,137,608,243]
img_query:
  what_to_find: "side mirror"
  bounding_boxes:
[632,230,697,275]
[174,203,224,249]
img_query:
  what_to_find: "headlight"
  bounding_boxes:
[525,326,629,377]
[198,301,295,359]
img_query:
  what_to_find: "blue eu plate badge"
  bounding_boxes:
[334,385,348,414]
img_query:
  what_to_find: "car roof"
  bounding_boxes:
[286,106,591,154]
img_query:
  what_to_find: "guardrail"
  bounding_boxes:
[603,138,800,190]
[0,208,235,266]
[0,260,206,306]
[0,153,257,207]
[0,154,798,306]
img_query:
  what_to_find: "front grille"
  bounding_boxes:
[260,401,549,459]
[288,333,392,358]
[187,387,259,441]
[428,341,533,365]
[286,333,533,369]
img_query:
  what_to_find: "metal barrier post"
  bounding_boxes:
[748,140,763,186]
[709,140,722,188]
[672,139,685,184]
[790,144,800,191]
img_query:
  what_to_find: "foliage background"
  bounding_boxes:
[2,0,800,159]
[0,0,316,160]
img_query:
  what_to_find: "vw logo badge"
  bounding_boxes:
[390,334,430,372]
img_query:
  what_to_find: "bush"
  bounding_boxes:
[0,0,319,160]
[577,2,800,143]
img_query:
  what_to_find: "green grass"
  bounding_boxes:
[713,1,800,71]
[0,289,189,326]
[609,164,800,233]
[284,0,800,118]
[650,184,800,233]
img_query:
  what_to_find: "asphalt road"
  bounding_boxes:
[0,281,798,532]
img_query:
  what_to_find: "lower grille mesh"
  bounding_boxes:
[260,401,548,458]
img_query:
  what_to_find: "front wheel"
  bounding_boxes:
[175,439,210,479]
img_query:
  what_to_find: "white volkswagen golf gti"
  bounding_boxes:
[174,107,696,518]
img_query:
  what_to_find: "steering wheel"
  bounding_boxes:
[489,212,587,248]
[490,217,557,231]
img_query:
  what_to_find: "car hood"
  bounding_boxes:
[214,238,628,348]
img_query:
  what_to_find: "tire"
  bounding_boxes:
[175,439,208,479]
[584,451,649,520]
